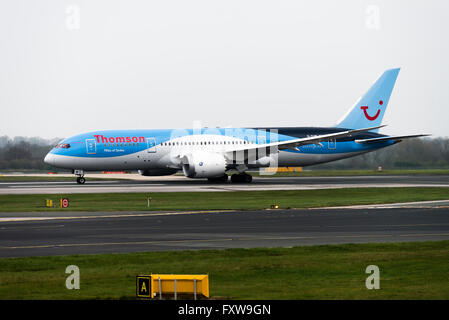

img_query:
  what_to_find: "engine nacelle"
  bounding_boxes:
[182,152,226,178]
[138,168,178,176]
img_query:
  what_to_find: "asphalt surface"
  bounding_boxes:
[1,202,449,257]
[1,174,448,194]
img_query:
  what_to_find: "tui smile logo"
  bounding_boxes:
[361,100,383,121]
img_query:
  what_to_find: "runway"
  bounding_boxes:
[1,174,448,194]
[1,201,449,257]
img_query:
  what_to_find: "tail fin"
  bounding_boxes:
[335,68,400,132]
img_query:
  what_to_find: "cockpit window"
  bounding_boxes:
[55,143,71,149]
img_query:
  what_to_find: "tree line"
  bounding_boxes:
[0,135,448,171]
[0,136,62,170]
[315,137,449,169]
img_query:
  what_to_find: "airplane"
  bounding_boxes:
[44,68,429,184]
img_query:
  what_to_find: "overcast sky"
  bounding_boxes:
[1,0,448,139]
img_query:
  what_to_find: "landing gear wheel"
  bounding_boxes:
[76,177,86,184]
[231,173,253,183]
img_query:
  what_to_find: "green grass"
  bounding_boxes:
[251,169,449,177]
[0,187,448,212]
[0,241,448,299]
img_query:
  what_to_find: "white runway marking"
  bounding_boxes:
[8,183,165,188]
[0,210,236,222]
[317,199,449,209]
[0,181,119,185]
[4,233,449,251]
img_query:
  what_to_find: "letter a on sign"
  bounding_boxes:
[136,276,151,298]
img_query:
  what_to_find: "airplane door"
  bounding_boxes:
[328,138,336,150]
[86,139,97,154]
[147,138,156,153]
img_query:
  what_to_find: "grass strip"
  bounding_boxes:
[0,241,448,299]
[0,187,448,212]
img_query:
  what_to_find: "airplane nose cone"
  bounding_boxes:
[44,153,55,166]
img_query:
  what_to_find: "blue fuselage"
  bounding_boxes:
[44,127,394,173]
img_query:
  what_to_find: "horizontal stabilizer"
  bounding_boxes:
[355,134,430,144]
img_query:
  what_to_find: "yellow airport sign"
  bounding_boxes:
[151,274,209,299]
[136,275,151,298]
[264,166,303,173]
[45,198,70,208]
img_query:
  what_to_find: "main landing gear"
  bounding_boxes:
[207,172,253,183]
[231,172,253,183]
[73,169,86,184]
[207,174,229,183]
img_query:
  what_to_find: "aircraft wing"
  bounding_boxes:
[354,134,430,144]
[226,125,386,156]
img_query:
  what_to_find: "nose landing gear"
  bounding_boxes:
[73,169,86,184]
[76,176,86,184]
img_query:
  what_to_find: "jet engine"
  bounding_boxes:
[181,152,227,178]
